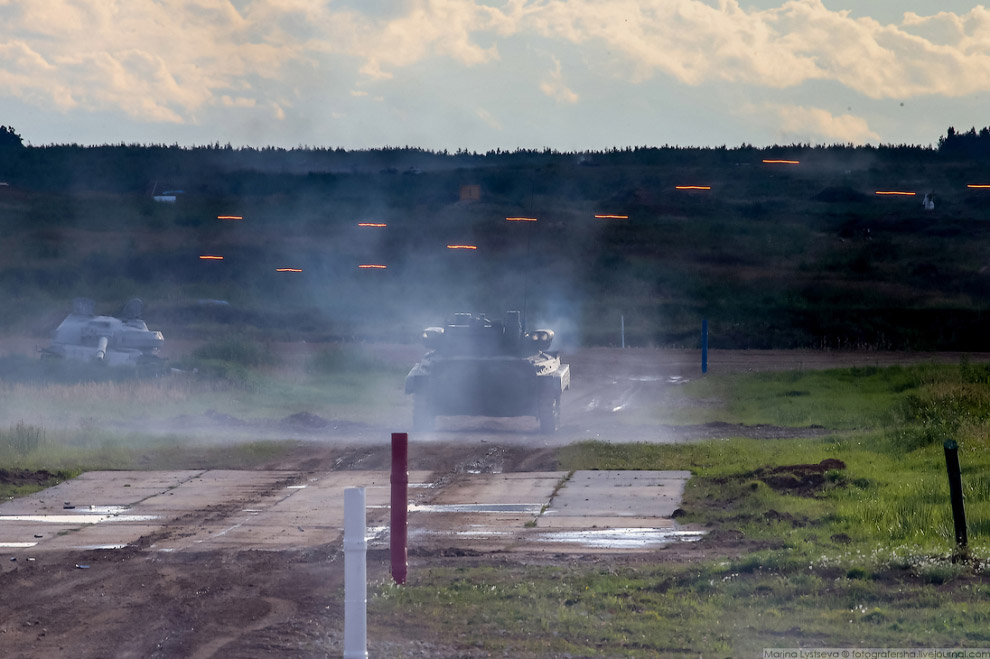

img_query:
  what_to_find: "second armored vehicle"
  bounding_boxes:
[405,311,570,433]
[42,298,165,367]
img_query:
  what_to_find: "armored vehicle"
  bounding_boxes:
[405,311,570,433]
[41,298,165,366]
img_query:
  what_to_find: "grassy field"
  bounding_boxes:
[0,338,412,496]
[370,362,990,656]
[5,144,990,351]
[4,352,990,655]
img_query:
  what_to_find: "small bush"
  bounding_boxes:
[1,422,44,455]
[191,337,277,368]
[306,344,404,375]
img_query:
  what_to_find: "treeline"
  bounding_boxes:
[937,126,990,158]
[3,123,983,195]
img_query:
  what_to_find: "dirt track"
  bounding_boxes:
[1,347,987,658]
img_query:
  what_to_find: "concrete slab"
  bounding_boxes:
[544,470,691,519]
[147,470,434,551]
[0,470,434,553]
[406,470,697,553]
[0,468,696,555]
[430,472,567,505]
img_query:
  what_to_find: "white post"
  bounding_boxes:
[621,314,625,349]
[343,487,368,659]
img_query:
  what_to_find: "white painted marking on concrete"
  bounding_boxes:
[534,528,705,549]
[0,514,159,524]
[410,503,544,514]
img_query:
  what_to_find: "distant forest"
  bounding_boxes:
[2,124,989,194]
[3,123,990,350]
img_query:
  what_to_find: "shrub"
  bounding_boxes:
[1,422,44,455]
[191,337,277,368]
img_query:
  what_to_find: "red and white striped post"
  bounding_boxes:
[391,432,408,584]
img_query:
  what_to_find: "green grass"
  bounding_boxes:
[654,364,945,429]
[7,354,990,655]
[373,561,990,657]
[370,362,990,656]
[372,428,990,656]
[0,340,412,428]
[0,340,411,492]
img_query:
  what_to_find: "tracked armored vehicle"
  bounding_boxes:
[41,298,165,367]
[405,311,570,433]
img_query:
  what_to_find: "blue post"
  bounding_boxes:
[701,318,708,374]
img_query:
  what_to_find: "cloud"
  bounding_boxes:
[540,57,578,104]
[0,0,304,123]
[1,0,988,136]
[520,0,990,99]
[476,107,503,131]
[758,104,881,144]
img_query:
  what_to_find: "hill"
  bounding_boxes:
[2,138,990,350]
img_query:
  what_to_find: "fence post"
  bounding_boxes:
[343,487,368,659]
[391,432,409,585]
[701,318,709,374]
[943,440,968,548]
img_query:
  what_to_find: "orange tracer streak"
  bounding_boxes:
[199,255,224,260]
[275,268,302,272]
[358,223,387,227]
[675,186,711,190]
[762,160,799,164]
[446,245,478,250]
[594,214,629,219]
[875,191,916,196]
[506,217,538,222]
[358,264,387,269]
[217,215,243,220]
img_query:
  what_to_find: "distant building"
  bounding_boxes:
[153,189,184,203]
[460,184,481,202]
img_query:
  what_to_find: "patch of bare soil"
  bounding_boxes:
[0,545,345,659]
[664,421,830,441]
[754,458,847,496]
[0,469,65,488]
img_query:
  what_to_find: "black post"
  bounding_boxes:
[943,440,968,548]
[701,318,708,374]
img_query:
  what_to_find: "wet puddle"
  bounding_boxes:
[409,503,544,515]
[534,527,705,549]
[0,506,159,525]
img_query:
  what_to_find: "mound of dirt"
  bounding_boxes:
[755,458,846,496]
[0,468,62,487]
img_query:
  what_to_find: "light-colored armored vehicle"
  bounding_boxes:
[41,298,165,366]
[405,311,570,433]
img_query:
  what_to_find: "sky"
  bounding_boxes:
[1,0,988,151]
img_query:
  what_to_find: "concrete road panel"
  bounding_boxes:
[1,469,696,555]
